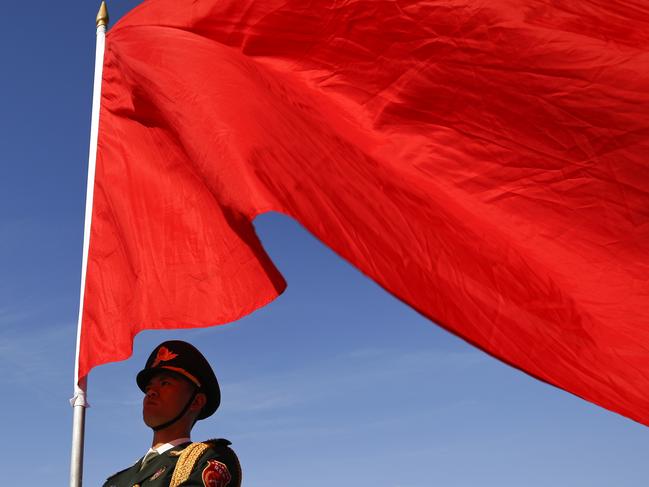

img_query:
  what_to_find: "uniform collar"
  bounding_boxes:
[129,438,191,485]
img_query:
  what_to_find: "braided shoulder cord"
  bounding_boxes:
[169,442,210,487]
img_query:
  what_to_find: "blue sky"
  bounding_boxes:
[1,1,647,485]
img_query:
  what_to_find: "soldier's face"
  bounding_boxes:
[142,371,195,427]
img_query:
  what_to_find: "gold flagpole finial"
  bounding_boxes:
[96,1,109,28]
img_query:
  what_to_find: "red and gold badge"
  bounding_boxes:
[201,460,231,487]
[150,466,166,481]
[152,346,178,367]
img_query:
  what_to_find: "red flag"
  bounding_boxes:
[81,0,649,425]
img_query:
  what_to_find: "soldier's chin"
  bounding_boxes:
[142,410,163,428]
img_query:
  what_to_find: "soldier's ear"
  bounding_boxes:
[192,391,207,411]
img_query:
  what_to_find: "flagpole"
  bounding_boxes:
[70,3,108,487]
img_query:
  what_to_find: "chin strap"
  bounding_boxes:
[151,389,198,432]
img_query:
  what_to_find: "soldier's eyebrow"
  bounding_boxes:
[156,372,177,381]
[146,372,178,386]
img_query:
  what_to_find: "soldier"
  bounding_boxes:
[103,340,241,487]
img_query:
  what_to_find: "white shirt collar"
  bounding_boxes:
[147,437,191,456]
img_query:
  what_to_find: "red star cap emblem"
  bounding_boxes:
[151,346,178,367]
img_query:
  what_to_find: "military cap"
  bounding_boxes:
[136,340,220,419]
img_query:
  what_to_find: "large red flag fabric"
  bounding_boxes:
[81,0,649,425]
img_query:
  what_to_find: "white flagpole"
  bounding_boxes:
[70,3,108,487]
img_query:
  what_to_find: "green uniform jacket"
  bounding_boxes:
[103,439,241,487]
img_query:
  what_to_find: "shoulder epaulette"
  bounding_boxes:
[204,438,232,448]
